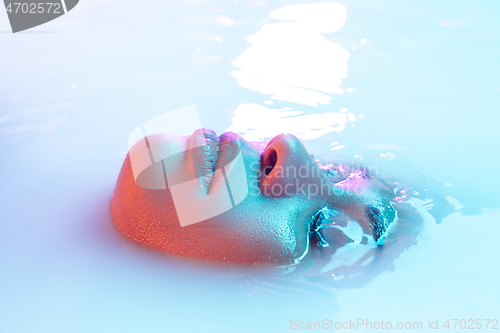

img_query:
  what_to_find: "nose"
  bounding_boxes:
[259,133,330,198]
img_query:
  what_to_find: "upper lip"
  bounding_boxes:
[193,130,243,179]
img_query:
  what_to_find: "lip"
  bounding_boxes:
[184,130,245,193]
[214,132,243,171]
[201,129,220,173]
[178,129,219,192]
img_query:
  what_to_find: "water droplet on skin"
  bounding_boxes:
[413,191,419,195]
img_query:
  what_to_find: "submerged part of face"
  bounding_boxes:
[111,130,396,264]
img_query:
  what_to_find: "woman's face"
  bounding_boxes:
[111,130,393,264]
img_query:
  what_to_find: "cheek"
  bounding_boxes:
[199,197,314,263]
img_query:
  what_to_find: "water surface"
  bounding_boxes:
[1,1,499,332]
